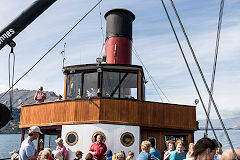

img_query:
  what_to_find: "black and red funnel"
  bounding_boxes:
[104,8,135,64]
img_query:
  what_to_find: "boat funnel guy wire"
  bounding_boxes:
[0,0,103,101]
[168,0,238,159]
[132,45,169,102]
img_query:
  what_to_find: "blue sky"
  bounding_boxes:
[0,0,240,120]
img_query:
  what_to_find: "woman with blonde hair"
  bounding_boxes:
[52,150,63,160]
[164,140,175,160]
[186,143,194,160]
[169,140,186,160]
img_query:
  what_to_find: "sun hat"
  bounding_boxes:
[29,126,43,134]
[55,137,63,144]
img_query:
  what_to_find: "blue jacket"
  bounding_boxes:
[105,150,112,160]
[137,152,159,160]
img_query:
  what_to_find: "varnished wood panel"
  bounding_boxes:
[20,98,196,130]
[100,99,196,130]
[19,99,100,128]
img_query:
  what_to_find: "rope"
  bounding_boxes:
[0,0,103,100]
[168,0,238,159]
[132,45,170,102]
[8,51,15,114]
[98,3,105,58]
[160,0,220,143]
[205,0,224,136]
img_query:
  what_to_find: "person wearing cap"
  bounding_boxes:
[74,150,83,160]
[89,134,107,160]
[55,138,68,160]
[19,126,42,160]
[34,86,46,104]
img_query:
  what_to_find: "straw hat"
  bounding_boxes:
[55,137,63,144]
[29,126,43,134]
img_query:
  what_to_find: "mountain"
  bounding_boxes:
[198,117,240,130]
[0,88,58,134]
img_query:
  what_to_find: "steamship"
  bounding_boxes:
[17,8,197,159]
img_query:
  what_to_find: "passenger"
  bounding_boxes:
[74,150,84,160]
[112,151,126,160]
[104,149,113,160]
[55,138,68,160]
[55,94,63,101]
[164,140,175,160]
[126,151,134,160]
[19,126,43,160]
[137,140,159,160]
[213,141,222,160]
[148,137,162,159]
[9,150,19,160]
[193,137,217,160]
[52,150,63,160]
[37,151,43,160]
[89,134,107,160]
[44,148,54,160]
[85,153,94,160]
[221,149,240,160]
[186,143,194,159]
[169,139,186,160]
[34,86,46,103]
[40,150,50,160]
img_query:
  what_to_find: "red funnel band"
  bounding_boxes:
[105,37,132,64]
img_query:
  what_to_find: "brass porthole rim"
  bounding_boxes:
[91,131,106,143]
[65,131,78,146]
[120,132,135,147]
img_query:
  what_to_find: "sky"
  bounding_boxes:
[0,0,240,120]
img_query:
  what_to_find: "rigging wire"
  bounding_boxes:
[8,51,15,114]
[205,0,225,136]
[168,0,238,159]
[98,3,105,58]
[132,45,170,102]
[160,0,220,144]
[0,0,103,100]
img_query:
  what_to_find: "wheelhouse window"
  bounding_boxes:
[102,71,138,99]
[66,72,82,99]
[83,72,98,98]
[102,71,119,98]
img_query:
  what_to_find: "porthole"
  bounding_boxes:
[120,132,134,147]
[91,131,106,143]
[65,131,78,146]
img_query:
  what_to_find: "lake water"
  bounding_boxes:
[0,130,239,159]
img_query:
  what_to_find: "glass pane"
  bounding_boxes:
[102,71,119,98]
[83,72,98,98]
[67,73,82,99]
[44,135,57,151]
[120,73,137,99]
[68,134,76,143]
